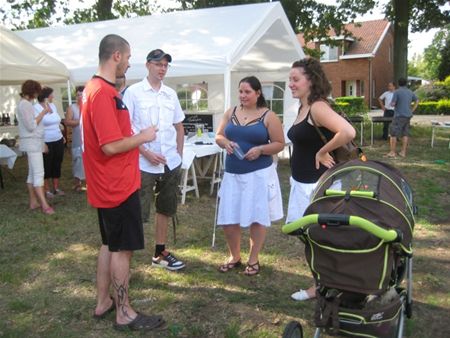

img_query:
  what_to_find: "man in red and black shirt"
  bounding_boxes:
[81,34,164,331]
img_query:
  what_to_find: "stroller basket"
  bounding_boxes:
[333,290,403,338]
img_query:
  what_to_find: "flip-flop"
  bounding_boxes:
[113,313,165,331]
[218,259,242,272]
[244,261,260,276]
[93,297,115,320]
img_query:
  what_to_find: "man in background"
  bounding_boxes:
[378,82,396,140]
[385,78,419,158]
[123,49,185,271]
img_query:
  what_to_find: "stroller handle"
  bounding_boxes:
[282,213,401,242]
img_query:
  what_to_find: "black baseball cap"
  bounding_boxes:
[146,49,172,62]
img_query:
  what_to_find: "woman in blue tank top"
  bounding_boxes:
[215,76,285,276]
[287,58,356,301]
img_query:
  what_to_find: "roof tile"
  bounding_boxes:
[298,19,390,56]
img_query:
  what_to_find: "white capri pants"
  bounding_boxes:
[26,151,45,187]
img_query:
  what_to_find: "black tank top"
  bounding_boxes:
[287,111,335,183]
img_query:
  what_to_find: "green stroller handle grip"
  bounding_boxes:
[348,215,400,242]
[282,214,401,242]
[325,189,375,198]
[282,214,319,234]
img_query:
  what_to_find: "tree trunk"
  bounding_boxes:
[393,0,409,82]
[96,0,114,21]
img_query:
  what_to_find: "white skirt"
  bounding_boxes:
[285,177,318,223]
[286,177,343,223]
[217,163,283,228]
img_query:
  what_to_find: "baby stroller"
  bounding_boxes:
[282,159,416,338]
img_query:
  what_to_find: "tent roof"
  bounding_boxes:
[0,26,70,85]
[15,2,304,84]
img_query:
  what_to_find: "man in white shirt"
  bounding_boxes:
[123,49,185,271]
[378,82,396,140]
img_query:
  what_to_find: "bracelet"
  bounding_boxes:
[259,145,264,155]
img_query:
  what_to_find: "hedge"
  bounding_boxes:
[332,96,368,116]
[415,99,450,115]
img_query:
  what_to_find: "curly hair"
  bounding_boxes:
[239,76,267,108]
[292,58,331,105]
[37,86,54,103]
[20,80,42,99]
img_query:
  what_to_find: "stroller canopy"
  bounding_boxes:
[306,159,415,252]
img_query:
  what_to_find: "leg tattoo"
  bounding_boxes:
[112,275,134,321]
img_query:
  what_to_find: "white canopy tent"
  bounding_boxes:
[0,26,70,85]
[16,2,304,127]
[0,26,71,119]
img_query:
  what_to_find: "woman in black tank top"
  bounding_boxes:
[286,58,356,301]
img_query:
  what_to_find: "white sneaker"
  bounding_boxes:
[152,252,185,271]
[291,289,314,301]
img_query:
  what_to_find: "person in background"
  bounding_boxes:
[385,77,419,158]
[287,58,355,300]
[17,80,54,214]
[115,75,127,98]
[34,87,65,198]
[81,34,164,331]
[378,82,396,140]
[215,75,285,276]
[123,49,185,271]
[64,86,85,192]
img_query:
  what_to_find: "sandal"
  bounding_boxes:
[113,312,165,331]
[244,261,260,276]
[383,152,397,159]
[42,206,55,215]
[218,259,242,273]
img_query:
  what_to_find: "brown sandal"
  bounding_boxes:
[244,261,260,276]
[218,259,242,273]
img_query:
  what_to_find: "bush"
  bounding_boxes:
[332,96,367,116]
[415,76,450,101]
[415,99,450,115]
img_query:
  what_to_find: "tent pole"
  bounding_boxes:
[67,80,72,105]
[223,69,231,112]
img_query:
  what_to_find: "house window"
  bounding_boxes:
[320,44,338,61]
[177,83,208,112]
[360,81,365,97]
[262,82,285,122]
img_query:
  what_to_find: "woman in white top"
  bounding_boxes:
[34,87,65,198]
[64,86,85,191]
[17,80,55,214]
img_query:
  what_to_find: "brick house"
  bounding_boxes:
[298,19,394,108]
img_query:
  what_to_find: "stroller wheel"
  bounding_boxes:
[282,321,303,338]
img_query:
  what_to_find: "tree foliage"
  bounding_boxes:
[0,0,165,28]
[437,33,450,80]
[1,0,449,82]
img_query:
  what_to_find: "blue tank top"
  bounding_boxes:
[224,108,272,174]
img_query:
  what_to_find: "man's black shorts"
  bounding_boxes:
[98,190,144,252]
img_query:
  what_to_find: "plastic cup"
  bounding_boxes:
[233,144,245,160]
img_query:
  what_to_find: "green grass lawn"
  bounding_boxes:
[0,124,449,337]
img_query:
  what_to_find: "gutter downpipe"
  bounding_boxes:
[369,57,373,109]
